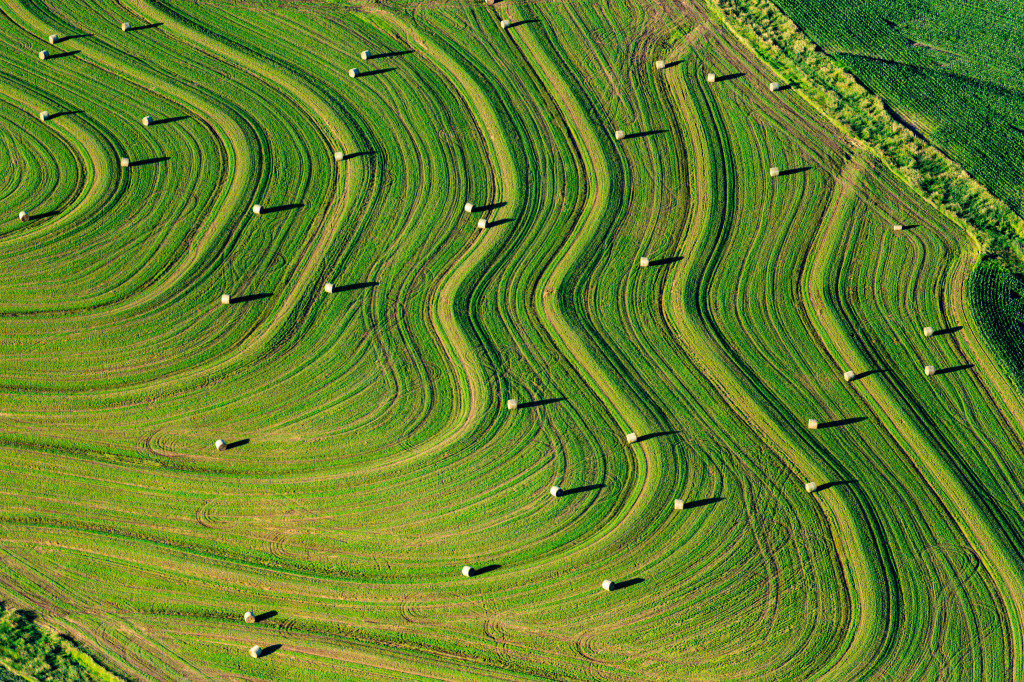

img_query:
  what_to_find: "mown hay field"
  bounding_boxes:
[1,0,1024,680]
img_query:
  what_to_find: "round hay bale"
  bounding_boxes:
[485,0,495,4]
[892,224,903,231]
[769,166,780,177]
[500,19,511,28]
[461,565,474,577]
[142,115,153,126]
[639,256,650,267]
[360,50,371,60]
[477,218,487,229]
[221,293,231,305]
[843,370,855,382]
[655,60,665,70]
[807,419,818,430]
[706,72,716,83]
[769,81,780,91]
[673,499,684,510]
[249,645,262,659]
[925,365,936,376]
[506,399,518,410]
[48,34,59,45]
[252,204,263,215]
[805,481,818,493]
[121,22,131,32]
[614,130,626,141]
[243,611,256,624]
[602,579,615,591]
[464,202,474,213]
[550,486,561,497]
[120,157,131,168]
[215,439,227,452]
[18,211,30,222]
[324,282,334,294]
[625,432,638,444]
[39,50,49,60]
[334,150,345,161]
[923,326,934,338]
[39,111,49,122]
[349,67,359,78]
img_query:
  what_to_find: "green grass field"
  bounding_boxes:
[2,0,1024,679]
[767,0,1024,217]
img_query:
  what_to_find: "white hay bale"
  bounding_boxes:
[464,202,474,213]
[48,34,59,45]
[807,419,818,430]
[925,365,936,376]
[221,294,231,305]
[506,399,518,410]
[769,81,780,91]
[655,60,665,70]
[39,50,49,60]
[121,22,131,32]
[324,282,334,294]
[602,579,615,591]
[334,151,344,161]
[673,499,684,510]
[614,130,626,141]
[243,611,255,624]
[639,256,650,267]
[249,645,262,659]
[461,565,474,577]
[142,115,153,126]
[349,67,359,78]
[805,481,817,493]
[500,19,511,28]
[843,370,855,382]
[550,486,561,497]
[39,111,49,122]
[18,211,30,222]
[923,326,934,338]
[120,157,130,168]
[215,439,227,452]
[625,432,637,444]
[477,218,487,229]
[892,224,903,231]
[706,72,716,83]
[252,204,263,215]
[769,166,780,177]
[360,50,371,60]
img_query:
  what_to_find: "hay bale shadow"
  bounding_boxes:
[683,496,723,509]
[815,480,856,492]
[518,397,564,409]
[818,417,866,429]
[232,293,272,304]
[935,363,974,375]
[560,483,603,496]
[473,564,501,575]
[636,430,678,443]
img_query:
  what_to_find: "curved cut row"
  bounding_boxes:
[1,0,1023,679]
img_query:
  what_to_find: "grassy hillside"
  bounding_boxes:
[1,0,1024,679]
[767,0,1024,218]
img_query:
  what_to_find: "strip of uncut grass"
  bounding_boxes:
[2,0,1024,680]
